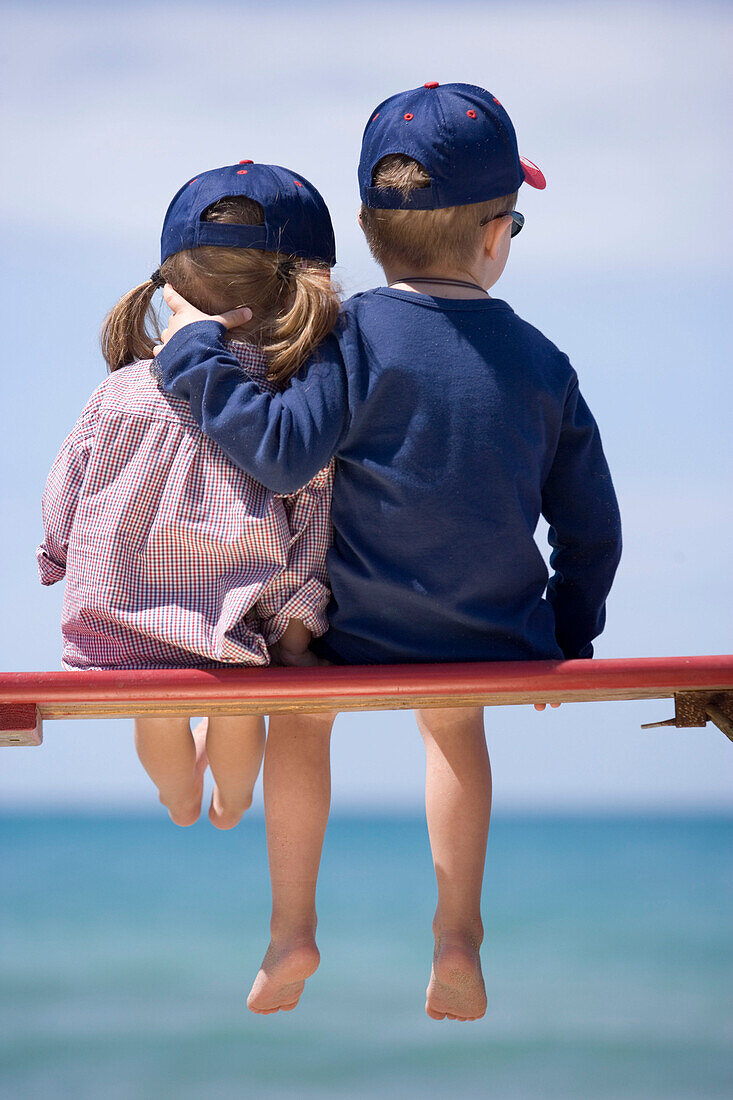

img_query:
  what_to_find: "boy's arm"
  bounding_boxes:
[154,320,350,494]
[541,379,622,659]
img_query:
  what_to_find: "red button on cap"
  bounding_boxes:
[239,159,253,164]
[424,81,439,89]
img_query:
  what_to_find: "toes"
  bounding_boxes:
[248,1000,300,1015]
[427,997,485,1022]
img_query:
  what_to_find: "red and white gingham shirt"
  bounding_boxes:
[37,341,333,670]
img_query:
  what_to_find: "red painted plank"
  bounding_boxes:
[0,655,731,706]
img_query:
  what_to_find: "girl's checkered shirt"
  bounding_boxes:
[37,341,332,670]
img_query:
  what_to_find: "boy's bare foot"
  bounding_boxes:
[208,785,252,830]
[425,931,487,1021]
[163,720,208,827]
[247,937,320,1014]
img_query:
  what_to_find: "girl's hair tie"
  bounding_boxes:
[276,259,296,283]
[149,269,166,289]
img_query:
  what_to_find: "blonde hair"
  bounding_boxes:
[359,154,517,273]
[101,196,340,385]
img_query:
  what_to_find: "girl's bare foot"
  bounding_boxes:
[247,937,320,1014]
[208,784,251,830]
[162,720,208,827]
[425,931,487,1021]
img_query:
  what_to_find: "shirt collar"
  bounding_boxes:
[224,337,269,383]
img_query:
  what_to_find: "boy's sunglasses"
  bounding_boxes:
[480,210,524,237]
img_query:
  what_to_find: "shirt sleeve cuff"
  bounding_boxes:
[37,545,65,585]
[151,320,227,386]
[260,579,331,644]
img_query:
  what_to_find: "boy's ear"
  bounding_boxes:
[484,215,513,261]
[357,212,364,229]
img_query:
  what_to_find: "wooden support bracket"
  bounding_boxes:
[0,704,43,747]
[641,691,733,743]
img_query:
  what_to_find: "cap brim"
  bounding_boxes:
[520,156,546,190]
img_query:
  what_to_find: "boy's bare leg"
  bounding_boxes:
[247,711,336,1015]
[415,706,491,1022]
[134,716,207,827]
[205,715,266,829]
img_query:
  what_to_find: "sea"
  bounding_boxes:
[1,813,731,1100]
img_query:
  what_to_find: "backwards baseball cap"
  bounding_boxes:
[161,162,336,267]
[359,82,546,210]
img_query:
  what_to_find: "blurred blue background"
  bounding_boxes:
[1,1,731,1096]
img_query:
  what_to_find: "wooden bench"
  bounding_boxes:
[2,655,732,747]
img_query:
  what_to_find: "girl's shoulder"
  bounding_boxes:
[96,340,273,425]
[99,358,191,424]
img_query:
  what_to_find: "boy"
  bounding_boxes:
[153,83,622,1021]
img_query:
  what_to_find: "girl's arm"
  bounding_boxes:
[255,463,334,661]
[154,319,350,495]
[271,620,321,668]
[37,397,100,584]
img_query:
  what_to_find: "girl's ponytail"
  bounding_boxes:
[100,274,162,373]
[263,265,340,386]
[99,197,340,381]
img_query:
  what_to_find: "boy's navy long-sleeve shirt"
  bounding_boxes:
[155,289,622,664]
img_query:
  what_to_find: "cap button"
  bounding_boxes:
[239,159,254,164]
[424,81,439,89]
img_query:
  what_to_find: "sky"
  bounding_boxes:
[1,0,731,812]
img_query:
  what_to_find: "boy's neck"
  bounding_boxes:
[382,264,490,300]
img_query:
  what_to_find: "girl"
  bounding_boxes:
[37,162,339,845]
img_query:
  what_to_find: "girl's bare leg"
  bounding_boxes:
[134,716,207,826]
[415,706,491,1022]
[206,715,266,830]
[247,711,336,1015]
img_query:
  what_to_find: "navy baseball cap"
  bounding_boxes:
[161,162,336,266]
[359,82,546,210]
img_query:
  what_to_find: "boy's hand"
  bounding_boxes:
[534,703,561,711]
[152,285,252,354]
